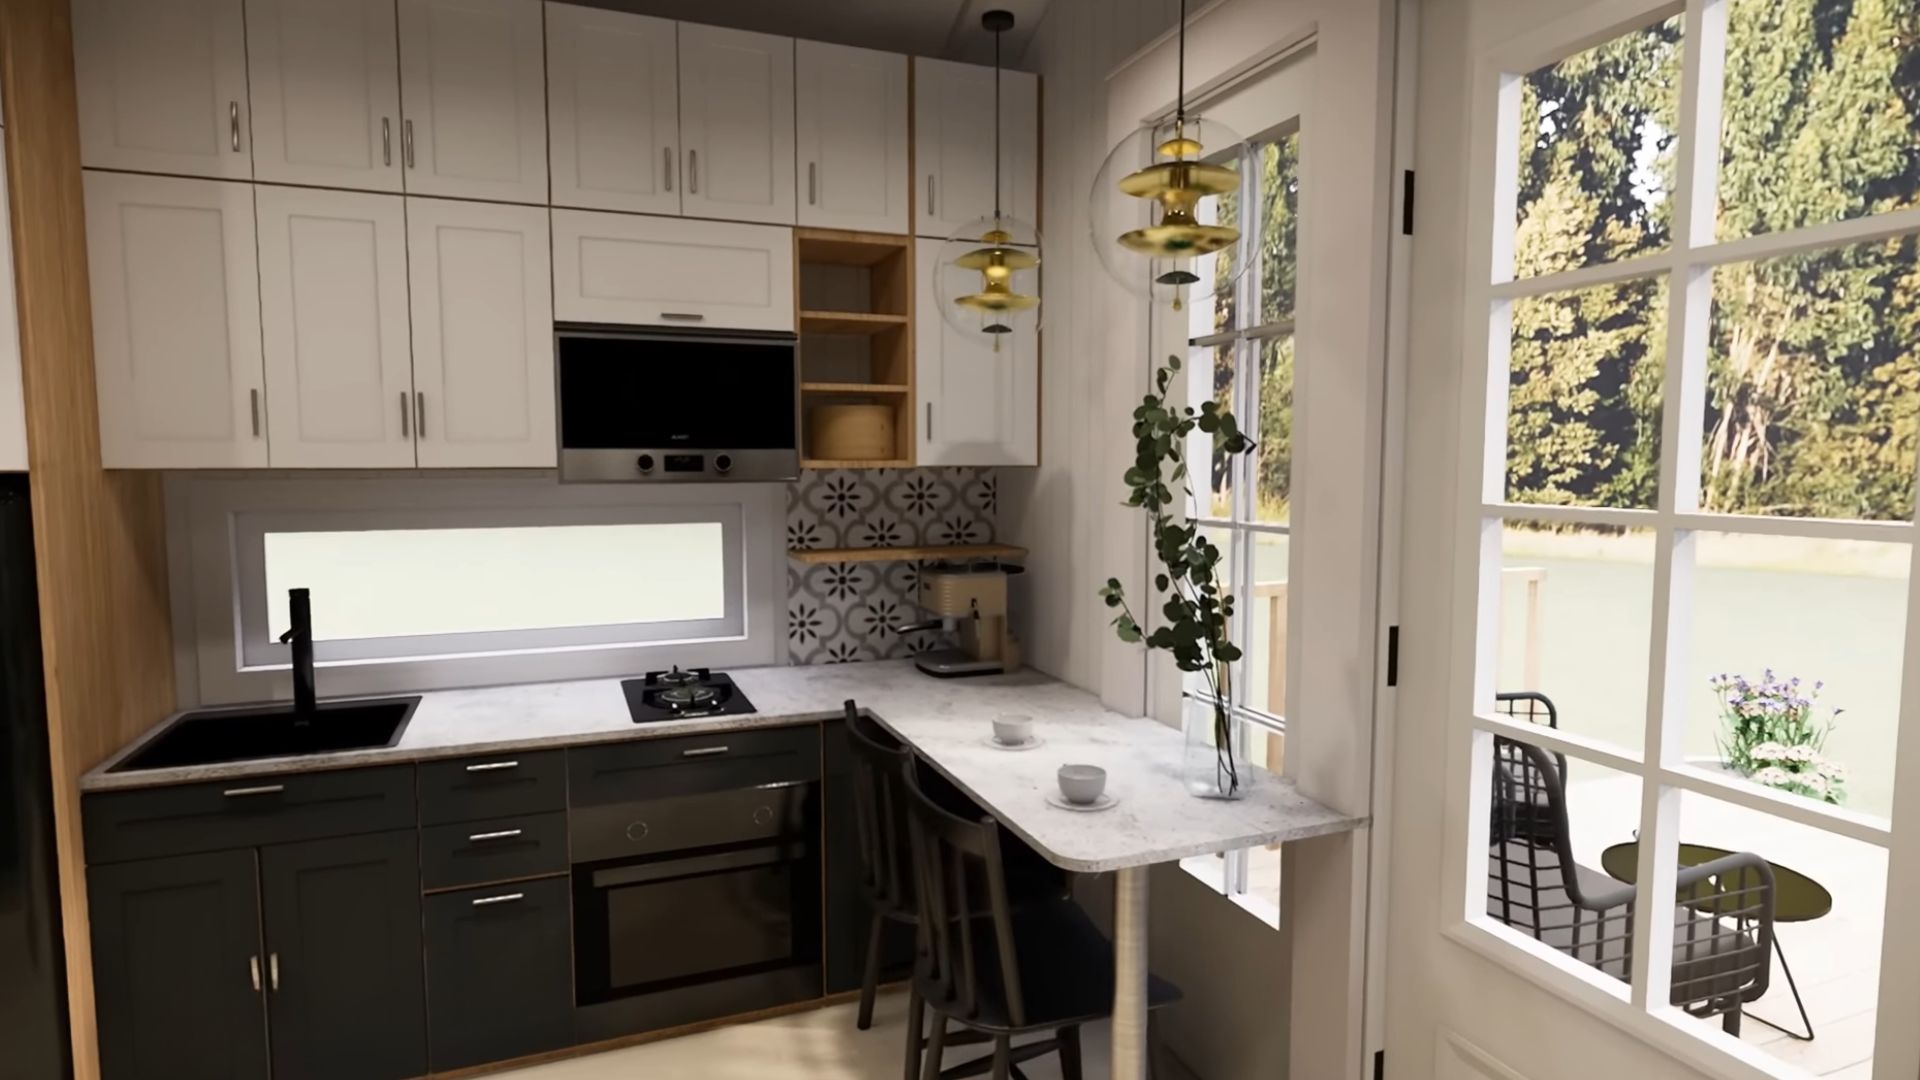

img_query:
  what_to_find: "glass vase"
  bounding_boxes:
[1183,686,1254,800]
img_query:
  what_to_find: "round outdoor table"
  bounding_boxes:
[1601,840,1833,1041]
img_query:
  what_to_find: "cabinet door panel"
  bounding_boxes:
[257,186,415,468]
[85,171,266,468]
[678,24,794,225]
[397,0,548,203]
[407,197,555,467]
[73,0,252,178]
[89,850,268,1080]
[552,209,794,331]
[916,244,1036,466]
[425,877,573,1070]
[246,0,404,191]
[547,3,679,215]
[260,831,426,1080]
[913,59,1038,238]
[795,41,907,233]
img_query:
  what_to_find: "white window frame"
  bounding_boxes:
[167,473,786,706]
[1441,2,1920,1076]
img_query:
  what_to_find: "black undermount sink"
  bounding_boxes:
[113,697,421,772]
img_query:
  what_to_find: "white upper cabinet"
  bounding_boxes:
[676,25,795,226]
[407,198,555,467]
[73,0,252,179]
[397,0,548,204]
[795,41,907,233]
[85,172,266,468]
[546,4,680,216]
[245,0,404,191]
[913,57,1037,239]
[552,209,793,332]
[256,186,415,468]
[915,244,1036,467]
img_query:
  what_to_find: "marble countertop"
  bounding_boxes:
[81,660,1364,872]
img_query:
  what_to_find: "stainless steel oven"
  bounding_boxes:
[555,324,799,483]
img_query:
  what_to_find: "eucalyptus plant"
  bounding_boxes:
[1099,353,1254,795]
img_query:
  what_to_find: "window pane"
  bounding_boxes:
[1701,236,1920,522]
[264,522,726,642]
[1514,16,1682,279]
[1495,523,1656,757]
[1682,532,1909,819]
[1187,344,1237,519]
[1253,335,1293,523]
[1257,134,1300,327]
[1717,0,1920,241]
[1179,525,1236,703]
[1506,275,1667,510]
[1245,532,1289,717]
[1203,153,1243,336]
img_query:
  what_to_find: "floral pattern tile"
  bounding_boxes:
[785,467,996,665]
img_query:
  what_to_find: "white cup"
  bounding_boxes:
[992,714,1034,746]
[1057,764,1107,805]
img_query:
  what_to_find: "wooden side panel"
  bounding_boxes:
[0,0,180,1076]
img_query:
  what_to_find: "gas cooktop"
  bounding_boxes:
[620,667,758,723]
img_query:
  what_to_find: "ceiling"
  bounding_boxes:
[586,0,1052,65]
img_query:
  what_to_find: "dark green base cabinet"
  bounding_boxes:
[425,877,573,1071]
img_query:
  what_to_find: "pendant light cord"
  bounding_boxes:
[1175,0,1187,125]
[993,25,1003,219]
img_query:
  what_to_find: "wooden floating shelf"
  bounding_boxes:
[788,543,1028,566]
[799,310,908,335]
[795,227,912,267]
[800,381,910,395]
[800,458,914,470]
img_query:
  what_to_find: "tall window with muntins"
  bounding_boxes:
[1465,1,1920,1072]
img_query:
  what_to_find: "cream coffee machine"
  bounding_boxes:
[892,560,1024,677]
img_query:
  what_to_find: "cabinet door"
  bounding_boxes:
[260,831,426,1080]
[677,24,795,226]
[89,850,268,1080]
[552,209,794,331]
[0,158,27,471]
[245,0,404,191]
[913,58,1038,239]
[396,0,548,203]
[407,197,555,467]
[85,171,267,468]
[424,877,573,1071]
[795,41,907,234]
[257,186,415,468]
[915,244,1036,466]
[73,0,252,178]
[546,3,679,216]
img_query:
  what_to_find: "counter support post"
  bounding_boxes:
[1112,864,1150,1080]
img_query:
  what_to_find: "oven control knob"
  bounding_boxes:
[625,821,649,842]
[751,805,774,826]
[714,453,734,475]
[635,454,655,474]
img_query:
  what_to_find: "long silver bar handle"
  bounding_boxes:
[382,117,392,166]
[681,746,729,758]
[230,101,241,152]
[659,312,705,322]
[249,955,262,991]
[664,148,674,192]
[249,389,261,438]
[268,953,280,991]
[464,760,519,772]
[927,175,935,215]
[688,149,698,194]
[471,892,524,907]
[403,119,415,169]
[223,783,284,798]
[467,829,524,842]
[808,162,817,205]
[399,391,410,438]
[415,391,426,440]
[926,402,933,441]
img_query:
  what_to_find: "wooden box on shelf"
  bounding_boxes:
[796,228,914,469]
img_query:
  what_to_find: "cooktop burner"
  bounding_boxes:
[621,667,757,723]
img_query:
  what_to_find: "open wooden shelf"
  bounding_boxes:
[800,458,914,470]
[799,310,908,335]
[801,382,910,395]
[794,227,912,267]
[788,543,1028,565]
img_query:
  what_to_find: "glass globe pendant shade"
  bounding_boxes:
[935,213,1042,350]
[1089,113,1250,313]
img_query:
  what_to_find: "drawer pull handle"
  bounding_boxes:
[464,760,520,772]
[472,892,524,907]
[468,829,524,842]
[681,746,729,758]
[223,784,285,798]
[268,952,281,991]
[659,312,705,322]
[249,954,262,992]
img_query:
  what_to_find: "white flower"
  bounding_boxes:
[1817,759,1848,780]
[1749,742,1787,762]
[1805,773,1831,795]
[1783,744,1816,763]
[1751,767,1792,787]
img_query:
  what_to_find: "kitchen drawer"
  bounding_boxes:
[567,725,820,807]
[83,766,415,865]
[420,811,568,891]
[425,877,574,1071]
[417,750,565,825]
[550,210,794,331]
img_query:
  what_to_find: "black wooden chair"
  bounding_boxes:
[901,767,1182,1080]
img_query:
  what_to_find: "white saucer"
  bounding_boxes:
[1044,791,1118,813]
[982,735,1045,751]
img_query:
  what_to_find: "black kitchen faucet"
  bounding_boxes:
[278,587,316,716]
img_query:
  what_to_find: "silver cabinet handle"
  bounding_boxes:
[249,955,262,991]
[659,312,705,322]
[808,161,817,205]
[249,388,261,438]
[268,953,280,991]
[464,760,519,772]
[399,391,410,438]
[230,101,241,151]
[472,892,524,907]
[223,783,284,798]
[468,829,523,842]
[382,117,392,166]
[664,147,674,192]
[403,118,415,168]
[414,391,426,439]
[926,402,933,440]
[927,175,935,215]
[681,746,729,758]
[688,148,698,194]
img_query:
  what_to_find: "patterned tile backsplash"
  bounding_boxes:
[785,468,997,665]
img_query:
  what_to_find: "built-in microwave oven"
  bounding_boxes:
[555,324,799,483]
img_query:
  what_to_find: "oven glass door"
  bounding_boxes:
[557,331,797,451]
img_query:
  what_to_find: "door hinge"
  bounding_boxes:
[1385,626,1400,687]
[1374,1049,1386,1080]
[1400,170,1415,235]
